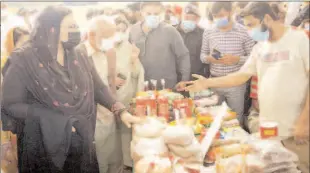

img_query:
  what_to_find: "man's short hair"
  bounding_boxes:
[88,15,115,33]
[140,2,163,10]
[115,17,129,29]
[235,2,249,9]
[86,8,99,20]
[127,2,141,12]
[211,2,232,14]
[240,2,278,20]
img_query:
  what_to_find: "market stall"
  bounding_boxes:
[129,79,301,173]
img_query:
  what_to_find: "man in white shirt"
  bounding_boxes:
[183,3,309,172]
[83,16,134,173]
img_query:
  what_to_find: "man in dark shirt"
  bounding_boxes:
[177,3,209,79]
[129,2,190,89]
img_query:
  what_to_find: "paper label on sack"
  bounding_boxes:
[200,102,228,163]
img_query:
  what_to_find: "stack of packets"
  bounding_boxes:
[199,139,300,173]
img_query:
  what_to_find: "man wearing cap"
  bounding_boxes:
[185,2,309,172]
[129,2,190,90]
[200,2,255,126]
[169,5,183,27]
[177,3,208,79]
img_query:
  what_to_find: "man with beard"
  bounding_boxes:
[184,3,309,172]
[126,2,142,25]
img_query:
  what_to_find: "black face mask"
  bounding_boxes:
[62,32,81,50]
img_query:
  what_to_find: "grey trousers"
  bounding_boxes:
[213,83,247,126]
[95,115,123,173]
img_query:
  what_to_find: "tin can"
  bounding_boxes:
[157,96,169,121]
[135,96,147,117]
[260,121,278,139]
[146,96,157,116]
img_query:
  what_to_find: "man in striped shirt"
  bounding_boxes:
[200,2,255,125]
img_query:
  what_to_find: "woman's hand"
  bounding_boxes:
[120,111,143,128]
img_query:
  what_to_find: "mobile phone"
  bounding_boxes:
[212,48,222,60]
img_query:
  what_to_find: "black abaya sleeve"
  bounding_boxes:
[2,63,33,119]
[91,66,126,115]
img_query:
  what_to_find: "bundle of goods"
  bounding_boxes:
[247,140,301,173]
[163,109,203,172]
[131,113,172,173]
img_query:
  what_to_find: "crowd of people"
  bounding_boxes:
[0,1,309,173]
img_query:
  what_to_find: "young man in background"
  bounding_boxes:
[185,3,309,172]
[200,2,255,126]
[129,2,190,90]
[177,3,208,79]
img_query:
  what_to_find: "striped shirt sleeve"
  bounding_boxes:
[238,32,256,66]
[200,29,211,64]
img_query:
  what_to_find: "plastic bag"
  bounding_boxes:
[134,156,172,173]
[194,95,219,107]
[214,143,253,158]
[217,154,264,173]
[131,137,169,162]
[173,164,200,173]
[133,117,167,138]
[264,162,298,173]
[249,140,299,164]
[162,125,194,146]
[168,138,201,158]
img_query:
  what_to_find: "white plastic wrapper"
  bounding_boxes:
[194,95,219,107]
[265,162,298,173]
[131,137,169,162]
[217,154,264,173]
[168,138,201,158]
[133,117,167,138]
[249,140,299,164]
[134,156,172,173]
[162,125,194,146]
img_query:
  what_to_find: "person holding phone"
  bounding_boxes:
[200,2,255,127]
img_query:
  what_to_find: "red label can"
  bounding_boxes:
[146,96,157,116]
[157,96,169,121]
[260,122,278,139]
[135,96,147,117]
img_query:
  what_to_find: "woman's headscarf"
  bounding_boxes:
[10,5,95,118]
[7,6,96,168]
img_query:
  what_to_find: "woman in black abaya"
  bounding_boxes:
[1,6,140,173]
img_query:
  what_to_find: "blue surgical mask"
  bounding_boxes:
[145,15,160,29]
[170,16,179,26]
[214,17,229,28]
[182,20,196,32]
[248,26,270,42]
[304,24,309,31]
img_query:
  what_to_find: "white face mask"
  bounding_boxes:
[100,37,115,52]
[304,24,310,31]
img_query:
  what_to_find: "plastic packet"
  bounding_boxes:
[163,109,195,146]
[216,154,264,173]
[131,137,169,162]
[247,140,299,164]
[134,156,172,173]
[264,162,298,173]
[193,95,219,107]
[168,138,201,158]
[133,117,166,138]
